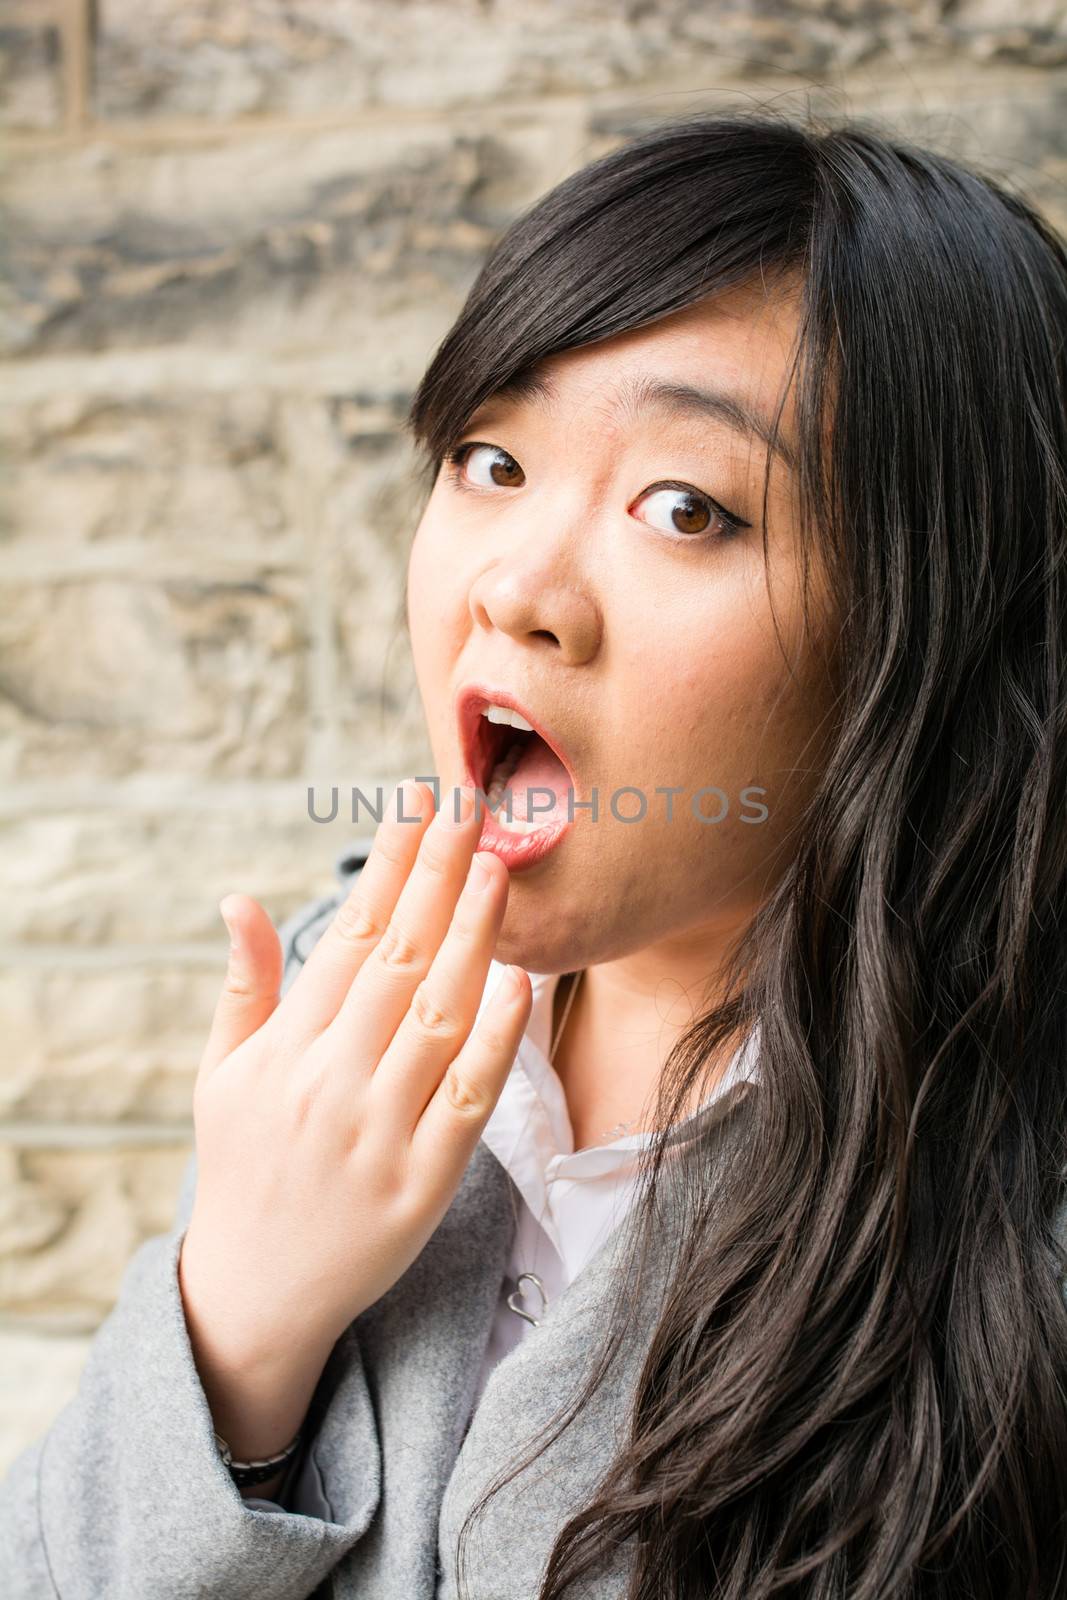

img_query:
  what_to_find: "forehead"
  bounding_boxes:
[466,285,803,472]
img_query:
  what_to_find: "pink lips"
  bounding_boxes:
[474,810,572,872]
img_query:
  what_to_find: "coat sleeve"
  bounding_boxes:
[0,876,380,1600]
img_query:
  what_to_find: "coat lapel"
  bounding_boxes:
[336,1137,516,1598]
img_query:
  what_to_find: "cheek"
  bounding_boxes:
[406,517,463,681]
[613,584,825,838]
[620,594,778,775]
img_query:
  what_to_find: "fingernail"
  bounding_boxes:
[394,779,426,824]
[465,852,492,893]
[494,963,525,1001]
[439,784,475,829]
[218,897,237,945]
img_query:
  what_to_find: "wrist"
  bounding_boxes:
[178,1235,338,1378]
[215,1425,303,1489]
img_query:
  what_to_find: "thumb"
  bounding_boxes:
[199,893,284,1076]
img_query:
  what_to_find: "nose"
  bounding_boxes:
[468,560,602,666]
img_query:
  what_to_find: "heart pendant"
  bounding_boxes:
[506,1271,548,1327]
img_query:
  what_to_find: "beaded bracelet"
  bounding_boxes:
[213,1426,303,1488]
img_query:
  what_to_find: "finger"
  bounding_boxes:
[350,848,510,1127]
[411,962,532,1181]
[278,778,435,1043]
[325,784,483,1066]
[198,894,284,1077]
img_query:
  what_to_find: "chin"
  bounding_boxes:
[492,901,583,977]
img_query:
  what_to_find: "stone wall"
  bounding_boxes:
[2,0,1067,1472]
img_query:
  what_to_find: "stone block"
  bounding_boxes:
[87,2,1067,129]
[0,386,292,547]
[3,122,520,357]
[0,801,357,946]
[279,395,435,777]
[92,0,685,124]
[0,22,61,130]
[0,574,307,780]
[0,962,220,1121]
[0,1140,191,1322]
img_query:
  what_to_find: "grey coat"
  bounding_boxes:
[2,843,1065,1600]
[0,843,735,1600]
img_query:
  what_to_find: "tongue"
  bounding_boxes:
[509,734,571,824]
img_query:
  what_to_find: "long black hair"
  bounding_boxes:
[405,106,1067,1598]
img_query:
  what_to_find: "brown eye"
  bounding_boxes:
[633,483,745,542]
[637,486,711,536]
[455,443,525,489]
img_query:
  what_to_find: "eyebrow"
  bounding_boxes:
[469,366,797,474]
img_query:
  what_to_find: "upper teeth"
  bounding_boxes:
[482,704,534,732]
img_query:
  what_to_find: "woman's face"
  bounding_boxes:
[406,282,838,977]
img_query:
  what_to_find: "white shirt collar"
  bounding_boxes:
[475,960,761,1226]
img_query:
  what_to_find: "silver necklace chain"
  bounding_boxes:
[549,965,583,1060]
[504,968,639,1327]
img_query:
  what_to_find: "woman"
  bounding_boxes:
[3,107,1066,1599]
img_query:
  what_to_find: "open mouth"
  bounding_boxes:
[459,691,576,834]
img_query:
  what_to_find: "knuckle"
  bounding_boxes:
[332,892,383,949]
[221,967,258,1002]
[417,836,452,879]
[448,901,484,944]
[281,1060,327,1131]
[442,1062,489,1118]
[382,1176,426,1241]
[372,830,408,870]
[376,920,423,973]
[410,982,463,1045]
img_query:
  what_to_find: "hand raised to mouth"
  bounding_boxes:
[178,779,532,1456]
